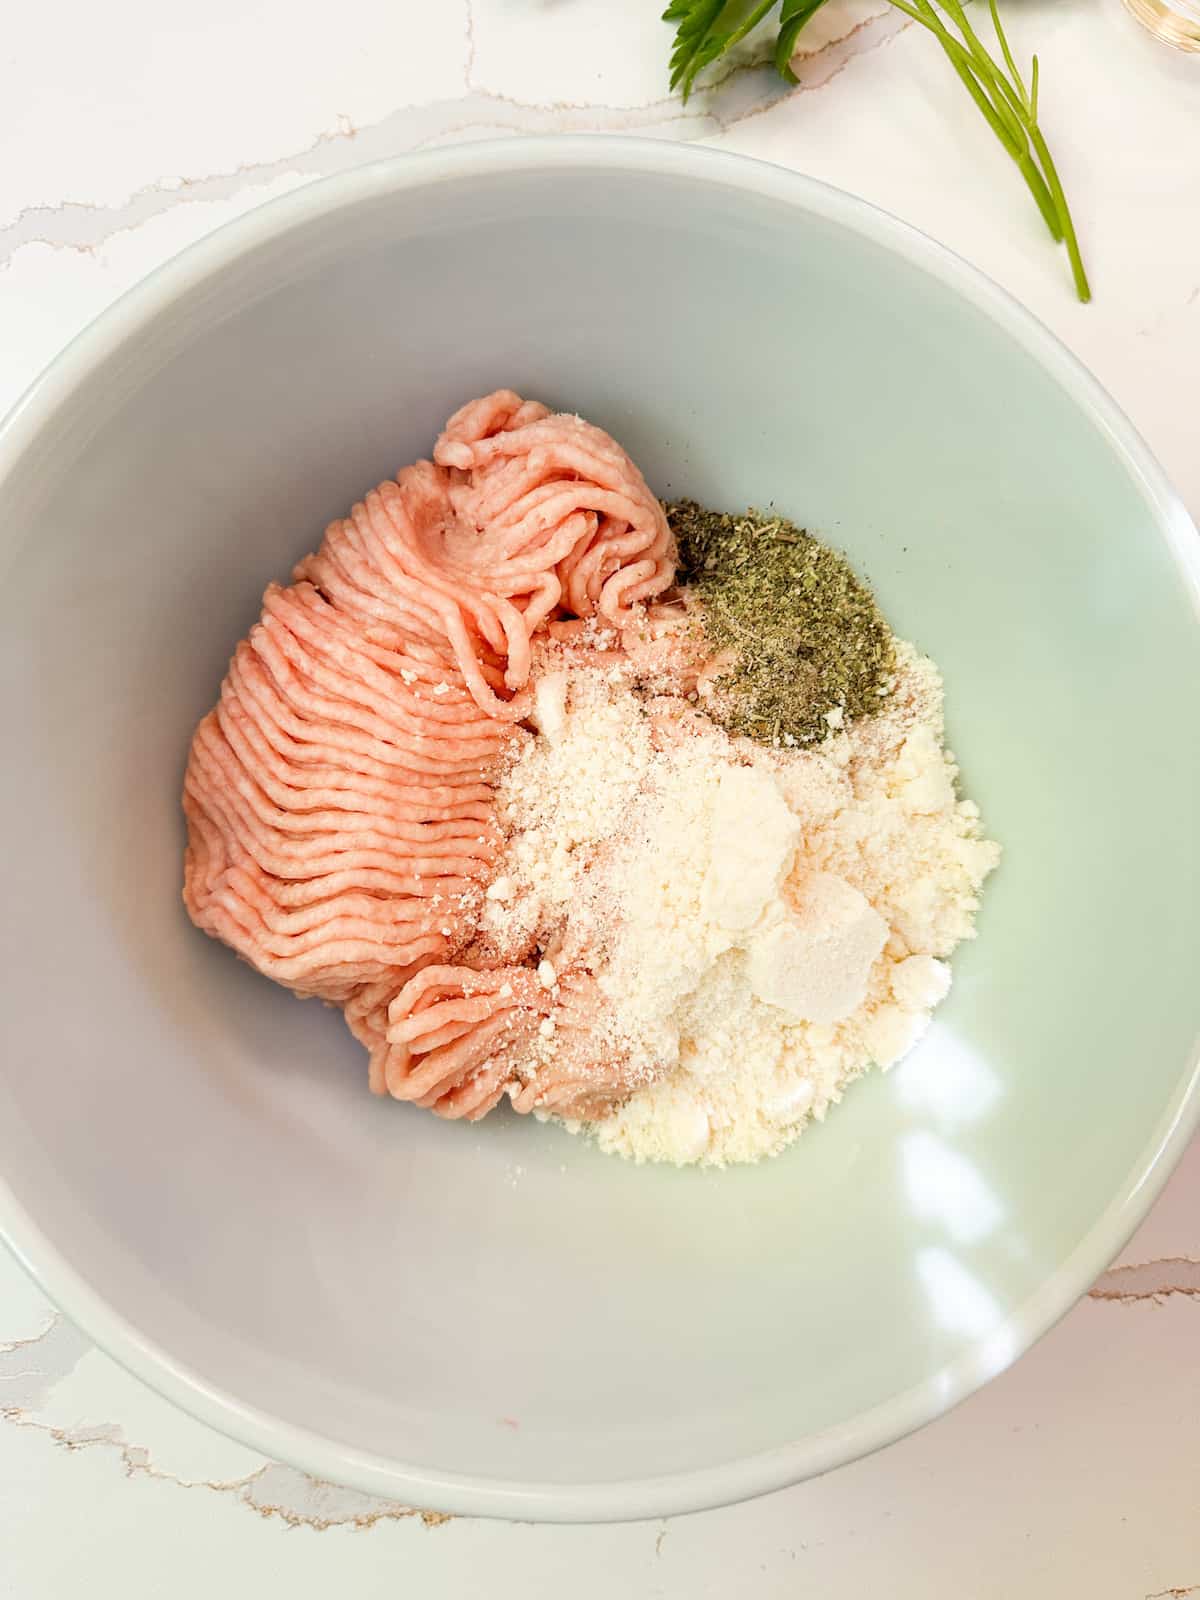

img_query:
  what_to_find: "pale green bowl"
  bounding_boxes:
[0,139,1197,1522]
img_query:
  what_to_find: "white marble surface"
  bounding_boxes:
[1,1,1198,1592]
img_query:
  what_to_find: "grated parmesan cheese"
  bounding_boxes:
[484,636,999,1166]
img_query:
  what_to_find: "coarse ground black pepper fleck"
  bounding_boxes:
[667,500,895,748]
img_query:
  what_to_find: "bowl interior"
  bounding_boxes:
[1,146,1197,1518]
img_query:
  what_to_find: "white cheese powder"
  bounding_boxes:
[486,638,999,1166]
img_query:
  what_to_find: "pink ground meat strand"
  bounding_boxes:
[183,391,674,1118]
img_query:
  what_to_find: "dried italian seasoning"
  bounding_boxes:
[668,500,895,748]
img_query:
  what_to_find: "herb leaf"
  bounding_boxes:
[663,0,780,99]
[775,0,832,81]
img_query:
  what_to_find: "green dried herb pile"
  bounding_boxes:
[668,500,895,748]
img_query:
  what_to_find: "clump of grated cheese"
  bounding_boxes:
[477,657,655,971]
[484,637,999,1167]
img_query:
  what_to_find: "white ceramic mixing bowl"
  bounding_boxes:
[1,139,1198,1521]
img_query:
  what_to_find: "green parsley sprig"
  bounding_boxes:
[663,0,1090,302]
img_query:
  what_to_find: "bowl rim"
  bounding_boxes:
[1,134,1198,1524]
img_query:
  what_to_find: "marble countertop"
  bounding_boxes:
[2,2,1197,1593]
